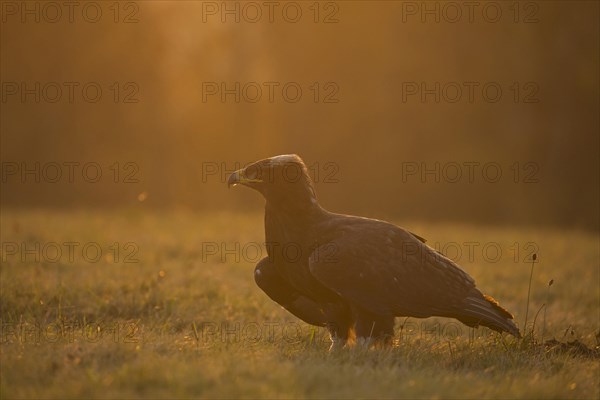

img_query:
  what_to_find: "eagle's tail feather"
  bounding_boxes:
[454,292,521,338]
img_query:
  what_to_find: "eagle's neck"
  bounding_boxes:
[264,194,327,250]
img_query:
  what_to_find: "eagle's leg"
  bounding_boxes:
[254,257,328,327]
[352,307,395,347]
[323,305,354,351]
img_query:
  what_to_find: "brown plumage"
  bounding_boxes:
[228,154,520,348]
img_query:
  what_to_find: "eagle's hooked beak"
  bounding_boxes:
[227,170,241,188]
[227,168,262,188]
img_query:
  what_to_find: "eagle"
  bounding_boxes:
[228,154,520,349]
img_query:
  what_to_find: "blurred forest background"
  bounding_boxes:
[1,1,598,230]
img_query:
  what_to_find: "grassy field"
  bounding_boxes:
[1,209,598,399]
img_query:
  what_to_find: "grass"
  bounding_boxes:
[1,209,598,399]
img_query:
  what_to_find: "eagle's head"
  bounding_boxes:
[228,154,318,208]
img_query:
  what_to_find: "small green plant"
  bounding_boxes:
[523,253,537,340]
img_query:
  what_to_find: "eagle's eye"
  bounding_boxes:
[244,165,260,180]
